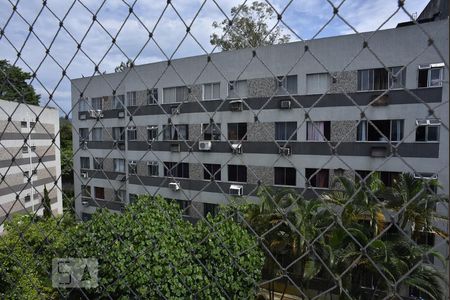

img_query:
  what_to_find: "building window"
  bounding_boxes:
[24,194,31,203]
[274,167,296,186]
[79,128,89,142]
[163,124,188,140]
[94,187,105,199]
[112,127,125,141]
[228,80,248,98]
[202,123,221,140]
[163,86,188,103]
[91,128,103,141]
[355,170,400,187]
[357,120,403,142]
[203,82,220,100]
[127,126,137,141]
[228,165,247,182]
[79,97,89,112]
[305,168,329,188]
[276,75,298,95]
[91,97,103,110]
[80,157,90,169]
[228,123,247,141]
[358,68,387,91]
[164,162,189,178]
[116,189,126,202]
[114,159,125,173]
[21,121,27,128]
[113,95,125,109]
[30,145,36,152]
[81,185,91,198]
[22,146,29,153]
[127,91,137,106]
[389,66,406,89]
[204,164,221,181]
[204,203,218,217]
[415,119,440,142]
[128,161,137,174]
[418,63,444,87]
[148,161,159,176]
[93,157,103,170]
[306,73,329,94]
[147,125,158,141]
[147,88,158,104]
[275,122,297,141]
[306,121,330,141]
[23,171,30,182]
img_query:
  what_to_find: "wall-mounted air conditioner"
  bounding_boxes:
[89,109,104,119]
[81,200,89,206]
[231,143,242,154]
[80,141,88,150]
[230,100,243,111]
[280,99,291,109]
[279,146,291,156]
[229,184,243,196]
[169,182,180,191]
[199,140,212,151]
[81,172,88,179]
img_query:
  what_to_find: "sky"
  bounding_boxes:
[0,0,429,116]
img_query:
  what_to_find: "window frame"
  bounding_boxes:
[147,161,159,176]
[91,128,103,141]
[227,122,247,141]
[93,157,103,170]
[202,123,221,141]
[415,119,440,142]
[163,86,189,103]
[274,167,296,186]
[163,162,189,178]
[112,127,125,141]
[147,125,158,141]
[127,91,137,106]
[127,126,137,141]
[162,124,188,141]
[113,158,125,173]
[91,97,103,110]
[418,64,444,88]
[94,187,105,200]
[306,73,330,95]
[227,80,248,99]
[112,95,125,109]
[275,122,297,141]
[203,163,221,181]
[357,119,404,142]
[128,161,137,174]
[146,88,158,105]
[227,164,247,183]
[202,82,220,100]
[276,75,298,95]
[306,121,330,141]
[80,157,90,169]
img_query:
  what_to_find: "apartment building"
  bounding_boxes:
[0,99,63,231]
[71,19,448,223]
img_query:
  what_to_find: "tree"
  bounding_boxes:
[0,60,40,105]
[42,185,52,218]
[59,118,73,193]
[210,1,290,51]
[114,59,133,73]
[67,195,264,298]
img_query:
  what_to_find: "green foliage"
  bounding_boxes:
[0,60,40,105]
[210,1,290,51]
[67,195,263,298]
[42,185,52,218]
[0,214,75,299]
[59,118,73,183]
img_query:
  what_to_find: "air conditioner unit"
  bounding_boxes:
[229,184,243,196]
[231,143,242,154]
[118,110,125,118]
[81,172,88,179]
[81,200,89,206]
[280,99,291,109]
[279,146,291,156]
[89,109,103,118]
[171,106,180,115]
[169,182,180,191]
[199,140,212,151]
[80,141,88,150]
[230,100,243,111]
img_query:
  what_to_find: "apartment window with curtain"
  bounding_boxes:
[114,159,125,173]
[228,165,247,182]
[78,97,89,112]
[128,161,137,174]
[148,161,159,176]
[306,73,330,94]
[163,86,188,103]
[228,123,247,141]
[112,127,125,141]
[202,123,221,140]
[415,119,440,142]
[164,162,189,178]
[163,124,188,140]
[80,157,90,169]
[91,128,103,141]
[127,91,137,106]
[91,97,103,110]
[306,121,330,141]
[203,164,221,181]
[147,125,158,141]
[275,122,297,141]
[276,75,298,95]
[274,167,296,186]
[147,88,158,104]
[113,95,125,109]
[358,68,388,91]
[357,120,404,142]
[355,170,400,187]
[389,66,406,89]
[203,82,220,100]
[93,157,103,170]
[418,63,444,87]
[127,126,137,141]
[305,168,329,188]
[228,80,248,98]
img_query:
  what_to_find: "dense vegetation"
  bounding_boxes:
[0,59,40,105]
